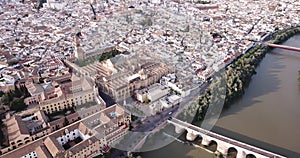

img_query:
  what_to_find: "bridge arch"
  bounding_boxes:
[194,135,203,145]
[227,147,238,158]
[207,140,218,152]
[246,154,256,158]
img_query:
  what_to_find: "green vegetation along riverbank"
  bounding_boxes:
[192,26,300,122]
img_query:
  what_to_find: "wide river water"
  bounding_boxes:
[141,35,300,158]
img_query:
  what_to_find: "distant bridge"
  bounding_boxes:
[265,43,300,52]
[168,118,286,158]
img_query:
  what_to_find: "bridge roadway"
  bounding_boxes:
[265,43,300,52]
[168,118,286,158]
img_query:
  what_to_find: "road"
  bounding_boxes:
[111,82,210,155]
[130,81,210,133]
[132,105,179,132]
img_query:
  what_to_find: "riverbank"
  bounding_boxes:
[195,26,300,122]
[214,34,300,157]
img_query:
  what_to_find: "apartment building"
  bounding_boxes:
[0,110,82,154]
[0,104,131,158]
[135,83,171,103]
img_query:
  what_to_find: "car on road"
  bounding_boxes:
[168,117,172,120]
[168,112,172,115]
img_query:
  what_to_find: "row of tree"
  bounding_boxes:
[271,26,300,44]
[99,49,122,62]
[224,45,264,107]
[74,49,122,67]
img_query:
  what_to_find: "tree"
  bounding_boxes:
[14,85,22,98]
[0,91,4,97]
[143,98,151,104]
[10,98,27,112]
[0,114,4,146]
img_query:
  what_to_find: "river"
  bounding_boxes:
[140,35,300,158]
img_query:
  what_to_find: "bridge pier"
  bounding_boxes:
[186,130,197,141]
[236,150,246,158]
[175,126,185,134]
[216,143,228,156]
[201,136,210,146]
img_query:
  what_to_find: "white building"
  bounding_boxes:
[160,94,181,109]
[147,84,170,102]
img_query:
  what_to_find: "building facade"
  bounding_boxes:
[0,104,130,158]
[95,57,172,102]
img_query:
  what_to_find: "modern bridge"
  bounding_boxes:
[167,118,286,158]
[264,43,300,52]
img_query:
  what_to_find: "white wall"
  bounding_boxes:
[56,129,90,146]
[21,151,38,158]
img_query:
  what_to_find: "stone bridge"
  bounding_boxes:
[168,118,286,158]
